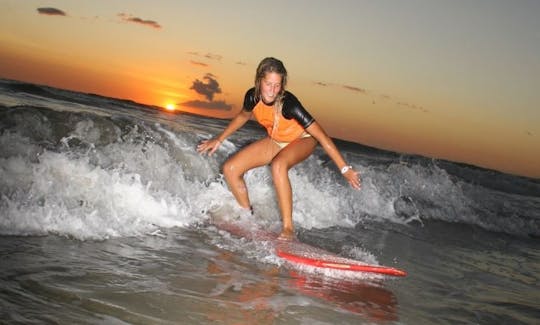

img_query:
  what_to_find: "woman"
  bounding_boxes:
[197,57,360,240]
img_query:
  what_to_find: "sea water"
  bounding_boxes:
[0,79,539,324]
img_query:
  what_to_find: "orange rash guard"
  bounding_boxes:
[242,87,315,142]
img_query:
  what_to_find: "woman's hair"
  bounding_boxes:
[254,57,288,102]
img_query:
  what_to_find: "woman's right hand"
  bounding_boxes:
[197,138,222,156]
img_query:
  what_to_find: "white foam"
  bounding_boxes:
[0,100,499,242]
[1,150,192,239]
[341,245,379,266]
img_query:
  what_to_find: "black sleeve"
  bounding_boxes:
[242,87,258,112]
[281,91,315,129]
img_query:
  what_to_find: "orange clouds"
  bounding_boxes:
[190,61,209,67]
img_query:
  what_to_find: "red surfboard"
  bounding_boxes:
[209,217,407,277]
[275,241,407,277]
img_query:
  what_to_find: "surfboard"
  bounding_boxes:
[209,216,407,277]
[275,240,407,277]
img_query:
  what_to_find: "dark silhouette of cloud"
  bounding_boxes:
[183,73,233,111]
[313,80,428,113]
[314,81,329,87]
[190,61,209,67]
[180,100,232,111]
[37,7,66,16]
[190,73,221,101]
[342,85,366,94]
[314,81,366,94]
[118,13,161,29]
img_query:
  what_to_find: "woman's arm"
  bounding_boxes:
[305,121,361,189]
[197,110,252,156]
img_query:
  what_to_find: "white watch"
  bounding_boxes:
[340,165,352,174]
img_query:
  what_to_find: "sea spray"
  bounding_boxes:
[1,79,539,240]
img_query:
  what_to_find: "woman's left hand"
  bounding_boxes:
[343,168,361,190]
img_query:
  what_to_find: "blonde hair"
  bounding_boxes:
[254,57,288,139]
[254,57,287,106]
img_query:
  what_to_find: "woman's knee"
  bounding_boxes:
[222,159,239,180]
[271,158,289,178]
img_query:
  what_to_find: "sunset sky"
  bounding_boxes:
[1,0,539,178]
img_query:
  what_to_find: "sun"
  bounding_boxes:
[165,103,176,111]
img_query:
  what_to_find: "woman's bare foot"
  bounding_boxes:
[277,228,296,241]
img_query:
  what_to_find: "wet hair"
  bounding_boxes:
[254,57,288,103]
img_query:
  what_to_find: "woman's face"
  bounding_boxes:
[260,72,282,105]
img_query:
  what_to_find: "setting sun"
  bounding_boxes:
[165,103,175,111]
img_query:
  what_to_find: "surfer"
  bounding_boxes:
[197,57,360,240]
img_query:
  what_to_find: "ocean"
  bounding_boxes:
[0,78,538,324]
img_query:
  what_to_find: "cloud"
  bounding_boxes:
[183,73,233,111]
[188,51,222,61]
[188,51,249,69]
[342,85,366,94]
[313,80,428,113]
[397,101,428,113]
[180,100,232,111]
[190,73,222,101]
[204,53,222,61]
[37,7,66,16]
[314,81,366,94]
[314,81,329,87]
[118,13,161,29]
[190,61,209,67]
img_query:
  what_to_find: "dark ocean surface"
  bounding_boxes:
[1,79,538,324]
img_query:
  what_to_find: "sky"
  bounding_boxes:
[0,0,539,178]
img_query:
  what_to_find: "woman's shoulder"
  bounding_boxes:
[282,91,303,111]
[243,87,257,111]
[245,87,256,96]
[283,90,299,101]
[282,91,315,127]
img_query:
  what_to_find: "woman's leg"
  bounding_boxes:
[222,137,280,209]
[270,136,317,238]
